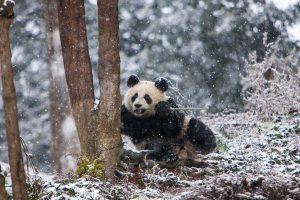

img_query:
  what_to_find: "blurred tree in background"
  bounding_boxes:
[0,0,299,170]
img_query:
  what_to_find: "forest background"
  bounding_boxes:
[0,0,299,171]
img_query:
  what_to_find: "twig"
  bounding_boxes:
[19,137,39,182]
[170,107,206,111]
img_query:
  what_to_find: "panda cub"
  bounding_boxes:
[121,74,216,164]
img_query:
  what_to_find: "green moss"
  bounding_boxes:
[76,157,90,177]
[76,157,104,178]
[216,143,229,153]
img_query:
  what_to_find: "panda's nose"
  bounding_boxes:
[134,104,142,108]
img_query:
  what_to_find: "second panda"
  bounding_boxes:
[121,74,216,164]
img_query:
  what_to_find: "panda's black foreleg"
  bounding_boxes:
[186,118,216,154]
[155,99,185,137]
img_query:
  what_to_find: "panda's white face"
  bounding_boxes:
[125,81,168,118]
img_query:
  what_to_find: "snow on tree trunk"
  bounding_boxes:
[42,0,77,174]
[0,1,29,199]
[97,0,121,178]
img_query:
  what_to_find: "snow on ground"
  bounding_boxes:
[2,112,300,199]
[26,113,300,199]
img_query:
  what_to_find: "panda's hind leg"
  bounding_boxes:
[186,118,216,154]
[145,143,178,163]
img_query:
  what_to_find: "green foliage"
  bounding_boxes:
[76,157,104,178]
[293,124,300,134]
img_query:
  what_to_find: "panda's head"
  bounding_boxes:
[124,74,169,118]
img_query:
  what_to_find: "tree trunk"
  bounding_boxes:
[42,0,75,174]
[57,0,96,158]
[57,0,121,178]
[0,1,29,199]
[97,0,121,178]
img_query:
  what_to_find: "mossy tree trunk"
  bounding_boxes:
[57,0,121,178]
[0,1,29,199]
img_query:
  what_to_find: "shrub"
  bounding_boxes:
[241,36,300,119]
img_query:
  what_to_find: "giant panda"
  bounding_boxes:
[121,74,216,165]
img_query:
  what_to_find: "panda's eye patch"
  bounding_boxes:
[131,93,138,102]
[144,94,152,104]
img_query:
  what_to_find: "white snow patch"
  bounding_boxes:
[287,22,300,43]
[161,7,174,14]
[267,0,299,10]
[222,1,235,9]
[249,3,264,14]
[93,99,100,110]
[3,0,15,6]
[121,135,140,153]
[25,21,40,35]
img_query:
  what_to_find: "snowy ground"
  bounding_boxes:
[1,112,300,199]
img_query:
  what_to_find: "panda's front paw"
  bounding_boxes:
[155,101,171,116]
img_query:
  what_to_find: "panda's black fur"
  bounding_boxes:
[121,75,216,164]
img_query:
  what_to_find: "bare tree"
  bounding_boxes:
[57,0,121,178]
[0,1,29,199]
[42,0,75,174]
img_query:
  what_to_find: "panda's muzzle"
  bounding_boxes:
[133,108,146,114]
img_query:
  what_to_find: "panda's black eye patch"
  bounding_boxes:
[131,93,138,102]
[144,94,152,104]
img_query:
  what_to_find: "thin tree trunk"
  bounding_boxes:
[97,0,121,178]
[0,1,28,199]
[42,0,74,174]
[56,0,97,158]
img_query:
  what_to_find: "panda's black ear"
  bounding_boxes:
[127,74,139,87]
[155,77,168,92]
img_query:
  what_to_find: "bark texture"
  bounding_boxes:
[42,0,74,173]
[57,0,95,157]
[0,1,29,199]
[97,0,121,178]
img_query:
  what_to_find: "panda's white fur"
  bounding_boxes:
[124,80,168,118]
